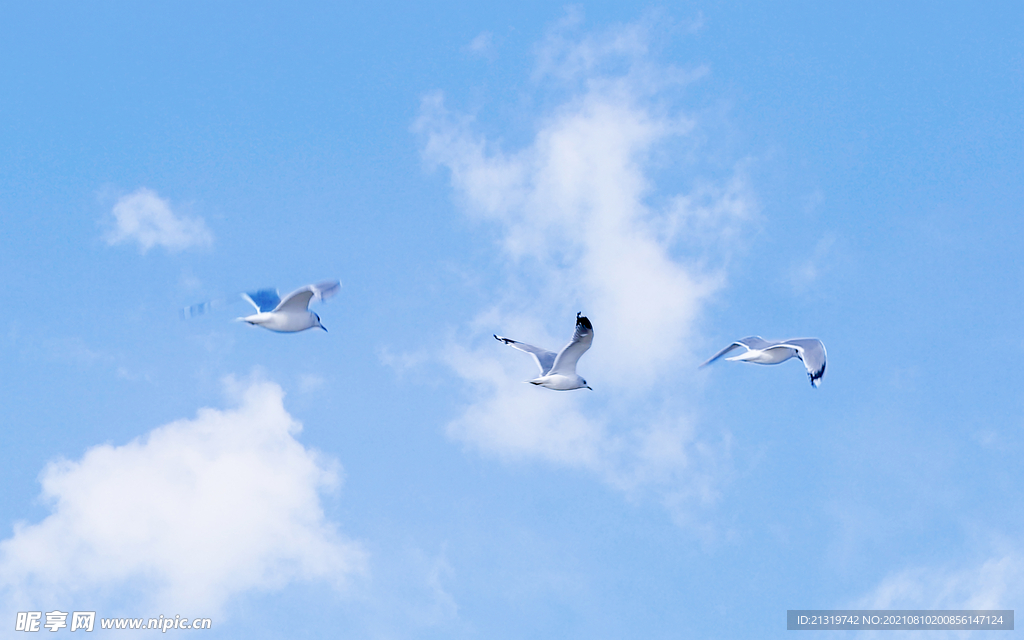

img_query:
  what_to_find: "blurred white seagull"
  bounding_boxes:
[494,313,594,390]
[237,280,341,333]
[700,337,827,388]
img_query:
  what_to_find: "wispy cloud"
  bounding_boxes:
[789,233,836,294]
[297,373,326,394]
[105,187,213,253]
[379,346,431,377]
[857,553,1022,611]
[466,31,494,57]
[416,12,751,527]
[0,376,365,615]
[532,6,648,82]
[851,551,1022,638]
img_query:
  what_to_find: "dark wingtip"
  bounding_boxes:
[494,334,513,344]
[575,312,593,330]
[808,366,825,387]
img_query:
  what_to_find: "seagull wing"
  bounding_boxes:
[737,336,773,350]
[549,313,594,376]
[699,336,768,368]
[242,289,281,313]
[780,338,827,387]
[275,288,315,313]
[311,279,341,301]
[494,335,557,376]
[275,280,341,313]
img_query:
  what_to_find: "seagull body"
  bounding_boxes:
[237,280,340,333]
[494,313,594,391]
[700,336,827,387]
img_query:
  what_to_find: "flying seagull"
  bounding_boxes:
[494,313,594,390]
[700,336,827,387]
[236,280,341,333]
[182,281,341,331]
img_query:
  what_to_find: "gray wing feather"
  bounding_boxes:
[311,280,341,301]
[494,335,557,375]
[737,336,773,350]
[276,280,341,312]
[699,336,768,368]
[275,288,315,312]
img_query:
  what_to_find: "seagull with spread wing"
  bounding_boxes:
[700,336,827,387]
[494,313,594,390]
[235,280,340,333]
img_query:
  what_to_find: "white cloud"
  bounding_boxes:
[0,376,365,615]
[106,187,213,253]
[533,7,648,82]
[852,551,1022,638]
[416,14,750,524]
[857,554,1022,611]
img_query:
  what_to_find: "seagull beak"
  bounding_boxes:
[586,386,593,390]
[320,325,328,332]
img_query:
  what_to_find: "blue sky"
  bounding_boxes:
[1,2,1022,638]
